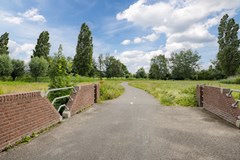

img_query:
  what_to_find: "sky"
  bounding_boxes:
[0,0,240,73]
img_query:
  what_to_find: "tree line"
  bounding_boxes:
[135,14,240,80]
[0,23,130,83]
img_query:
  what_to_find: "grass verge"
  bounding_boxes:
[99,80,124,101]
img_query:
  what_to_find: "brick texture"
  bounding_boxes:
[196,85,240,125]
[0,91,61,151]
[67,84,99,115]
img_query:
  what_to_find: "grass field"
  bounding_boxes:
[1,79,240,106]
[0,80,125,102]
[128,80,240,107]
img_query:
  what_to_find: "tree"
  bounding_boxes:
[33,31,51,60]
[11,59,25,81]
[105,55,127,78]
[29,57,48,81]
[89,58,98,78]
[73,23,93,76]
[170,49,200,80]
[217,14,240,76]
[0,54,13,77]
[98,54,104,80]
[135,67,147,78]
[0,32,9,55]
[48,45,72,112]
[149,55,168,80]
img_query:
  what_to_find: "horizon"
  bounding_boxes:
[0,0,240,73]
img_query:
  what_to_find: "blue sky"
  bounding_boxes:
[0,0,240,73]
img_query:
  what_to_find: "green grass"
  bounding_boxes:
[129,80,240,107]
[0,81,49,94]
[99,80,124,101]
[220,76,240,84]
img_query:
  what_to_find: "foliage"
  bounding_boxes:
[135,67,147,78]
[220,76,240,84]
[0,54,13,77]
[170,49,201,80]
[73,23,93,76]
[33,31,51,60]
[149,55,168,80]
[195,65,225,80]
[89,58,98,78]
[105,55,127,78]
[217,14,240,76]
[29,57,49,81]
[100,81,124,101]
[0,32,9,55]
[11,59,25,81]
[48,45,73,112]
[98,54,104,80]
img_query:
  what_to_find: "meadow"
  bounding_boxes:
[1,78,240,106]
[128,80,240,107]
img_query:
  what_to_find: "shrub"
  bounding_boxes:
[29,57,48,81]
[0,54,13,77]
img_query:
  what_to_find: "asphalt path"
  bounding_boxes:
[1,82,240,160]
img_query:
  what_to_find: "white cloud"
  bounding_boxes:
[143,33,159,42]
[133,37,144,44]
[121,39,131,45]
[121,33,160,45]
[9,40,35,63]
[117,0,240,53]
[20,8,46,23]
[0,11,23,24]
[117,49,164,73]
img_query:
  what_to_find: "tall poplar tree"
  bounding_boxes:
[0,32,9,55]
[73,23,93,76]
[33,31,51,60]
[217,14,240,76]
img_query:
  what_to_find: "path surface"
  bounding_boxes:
[1,82,240,160]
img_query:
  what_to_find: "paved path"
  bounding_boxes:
[1,82,240,160]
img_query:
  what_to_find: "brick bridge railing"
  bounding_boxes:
[0,83,100,151]
[196,85,240,128]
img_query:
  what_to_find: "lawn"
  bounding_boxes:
[128,80,240,107]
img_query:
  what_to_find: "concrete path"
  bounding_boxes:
[1,82,240,160]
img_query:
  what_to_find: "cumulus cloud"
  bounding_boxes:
[117,49,164,73]
[143,33,159,42]
[121,39,131,45]
[20,8,46,23]
[9,40,35,63]
[0,11,23,24]
[0,8,46,25]
[121,33,160,45]
[117,0,240,52]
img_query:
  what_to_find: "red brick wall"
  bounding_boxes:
[197,85,240,125]
[67,84,96,115]
[0,92,61,151]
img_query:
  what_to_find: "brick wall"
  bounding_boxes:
[0,92,61,151]
[196,85,240,126]
[67,84,97,115]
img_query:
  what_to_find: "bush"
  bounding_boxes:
[11,59,25,81]
[29,57,48,81]
[0,54,13,77]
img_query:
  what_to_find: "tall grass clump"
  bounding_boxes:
[220,76,240,84]
[129,81,197,107]
[100,81,124,101]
